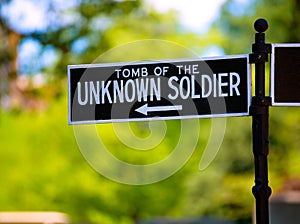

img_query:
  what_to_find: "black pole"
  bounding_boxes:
[249,18,272,224]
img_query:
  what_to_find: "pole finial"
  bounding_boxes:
[254,18,268,33]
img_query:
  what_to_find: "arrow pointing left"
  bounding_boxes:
[135,104,183,116]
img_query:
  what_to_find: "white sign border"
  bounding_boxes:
[270,43,300,106]
[68,54,251,125]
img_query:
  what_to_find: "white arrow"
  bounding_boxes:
[135,103,183,116]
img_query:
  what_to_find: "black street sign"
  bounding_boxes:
[271,44,300,106]
[68,55,251,124]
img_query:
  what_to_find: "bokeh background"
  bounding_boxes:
[0,0,300,223]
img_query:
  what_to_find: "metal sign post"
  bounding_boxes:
[249,18,272,224]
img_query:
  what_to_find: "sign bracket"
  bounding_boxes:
[249,18,272,224]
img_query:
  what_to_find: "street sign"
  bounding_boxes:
[271,44,300,106]
[68,55,251,124]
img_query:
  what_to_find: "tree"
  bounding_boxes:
[0,0,203,111]
[0,1,204,223]
[0,0,142,77]
[212,0,300,55]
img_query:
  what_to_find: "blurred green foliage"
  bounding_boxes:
[0,0,300,223]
